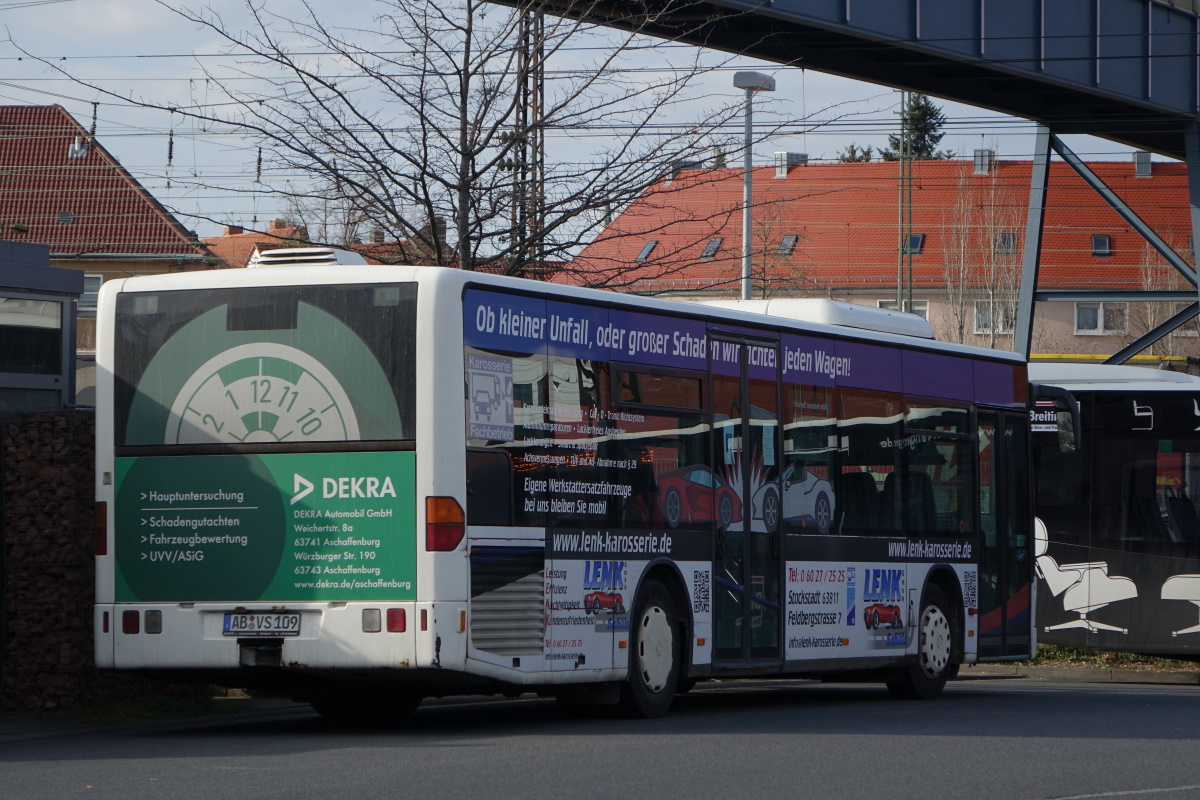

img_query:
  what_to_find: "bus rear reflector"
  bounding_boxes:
[95,502,108,556]
[122,610,139,635]
[425,496,465,551]
[387,609,406,632]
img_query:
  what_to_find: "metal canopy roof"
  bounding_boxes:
[544,0,1199,159]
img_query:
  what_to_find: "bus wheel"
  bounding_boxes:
[619,581,679,718]
[311,690,421,724]
[887,585,954,700]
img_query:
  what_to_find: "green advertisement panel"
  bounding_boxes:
[114,451,416,602]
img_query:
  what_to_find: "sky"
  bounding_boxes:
[0,0,1146,239]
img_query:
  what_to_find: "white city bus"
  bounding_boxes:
[95,262,1032,719]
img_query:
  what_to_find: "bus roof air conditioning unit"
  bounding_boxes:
[247,247,369,268]
[697,298,935,339]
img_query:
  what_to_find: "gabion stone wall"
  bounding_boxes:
[1,411,202,711]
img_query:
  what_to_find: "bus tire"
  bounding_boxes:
[619,581,679,718]
[886,585,954,700]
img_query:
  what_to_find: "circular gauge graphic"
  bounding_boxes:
[166,342,360,445]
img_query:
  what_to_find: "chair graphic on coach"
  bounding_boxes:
[1161,574,1200,637]
[1035,518,1138,634]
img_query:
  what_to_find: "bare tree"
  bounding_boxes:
[938,168,974,344]
[24,0,805,280]
[750,201,808,298]
[1130,239,1200,357]
[937,164,1022,348]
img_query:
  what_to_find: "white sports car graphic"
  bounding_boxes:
[751,464,835,534]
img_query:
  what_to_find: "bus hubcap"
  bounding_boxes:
[638,606,673,692]
[918,605,951,678]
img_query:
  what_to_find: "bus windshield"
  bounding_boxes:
[113,283,416,448]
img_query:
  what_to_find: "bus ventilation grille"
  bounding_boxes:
[470,570,546,656]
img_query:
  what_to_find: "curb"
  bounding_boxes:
[959,664,1200,685]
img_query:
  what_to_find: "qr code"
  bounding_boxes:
[693,570,711,614]
[962,570,978,609]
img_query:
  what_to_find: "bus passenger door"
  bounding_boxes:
[710,333,783,666]
[977,409,1033,659]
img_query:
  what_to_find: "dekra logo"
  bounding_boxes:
[324,476,396,499]
[292,473,397,503]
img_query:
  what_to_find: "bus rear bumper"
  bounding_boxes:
[96,602,466,673]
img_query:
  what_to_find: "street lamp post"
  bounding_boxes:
[733,71,776,300]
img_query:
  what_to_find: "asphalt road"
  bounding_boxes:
[2,678,1199,800]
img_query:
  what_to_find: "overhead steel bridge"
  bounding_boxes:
[534,0,1200,361]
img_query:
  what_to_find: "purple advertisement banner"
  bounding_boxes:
[464,289,1020,405]
[902,351,974,401]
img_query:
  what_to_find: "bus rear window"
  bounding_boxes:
[114,283,416,448]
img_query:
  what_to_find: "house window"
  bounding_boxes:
[1091,234,1112,257]
[1075,302,1127,335]
[994,231,1018,256]
[974,300,1014,334]
[904,233,925,255]
[79,275,102,314]
[699,237,723,260]
[635,240,657,262]
[776,235,799,257]
[57,211,75,224]
[877,299,929,321]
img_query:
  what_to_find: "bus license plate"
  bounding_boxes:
[223,613,301,637]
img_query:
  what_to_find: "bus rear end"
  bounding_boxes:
[94,273,424,698]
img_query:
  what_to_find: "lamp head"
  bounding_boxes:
[733,71,776,92]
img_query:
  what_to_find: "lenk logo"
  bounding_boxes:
[583,560,627,591]
[291,472,397,504]
[863,568,904,602]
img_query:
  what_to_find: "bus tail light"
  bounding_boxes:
[95,502,108,556]
[425,496,465,551]
[387,608,406,632]
[122,610,139,635]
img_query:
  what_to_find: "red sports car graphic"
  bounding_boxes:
[864,603,903,630]
[656,466,742,529]
[584,591,624,614]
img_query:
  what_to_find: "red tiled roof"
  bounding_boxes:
[571,159,1193,293]
[0,105,211,259]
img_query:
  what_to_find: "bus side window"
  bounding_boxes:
[838,470,878,533]
[467,450,513,526]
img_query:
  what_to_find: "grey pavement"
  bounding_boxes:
[1,665,1197,744]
